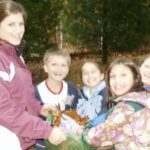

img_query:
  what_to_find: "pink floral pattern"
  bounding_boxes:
[86,92,150,149]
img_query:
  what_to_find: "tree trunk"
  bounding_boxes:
[101,0,108,64]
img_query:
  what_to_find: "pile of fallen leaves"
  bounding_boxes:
[48,105,88,127]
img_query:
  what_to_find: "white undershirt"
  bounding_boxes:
[37,80,68,110]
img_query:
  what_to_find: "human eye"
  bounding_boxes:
[52,63,56,66]
[19,22,24,26]
[121,73,127,77]
[82,71,88,76]
[62,64,67,67]
[8,23,15,27]
[109,73,115,79]
[144,65,150,69]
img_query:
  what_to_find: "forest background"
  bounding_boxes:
[16,0,150,88]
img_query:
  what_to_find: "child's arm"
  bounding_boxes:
[34,85,56,117]
[83,102,134,147]
[93,85,108,126]
[48,126,66,145]
[76,127,84,136]
[34,86,42,101]
[40,104,55,117]
[59,114,81,134]
[67,82,79,109]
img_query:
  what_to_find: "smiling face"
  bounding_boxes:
[82,62,104,91]
[109,64,135,97]
[0,12,25,46]
[140,57,150,87]
[44,55,69,82]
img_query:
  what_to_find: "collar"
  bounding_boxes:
[16,40,26,56]
[46,79,63,95]
[80,81,106,100]
[109,98,118,105]
[0,40,26,56]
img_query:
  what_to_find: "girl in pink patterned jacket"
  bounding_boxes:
[83,58,150,150]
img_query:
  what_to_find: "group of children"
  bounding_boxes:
[35,47,150,149]
[84,57,150,149]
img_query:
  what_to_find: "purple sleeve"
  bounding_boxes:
[0,47,53,140]
[0,82,53,139]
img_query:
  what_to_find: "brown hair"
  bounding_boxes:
[106,58,144,99]
[43,48,71,66]
[138,55,150,67]
[0,0,27,23]
[81,59,103,73]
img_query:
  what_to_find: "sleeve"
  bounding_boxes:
[0,80,53,139]
[34,86,42,102]
[0,57,53,140]
[92,113,106,126]
[84,103,135,147]
[34,86,46,120]
[99,87,108,115]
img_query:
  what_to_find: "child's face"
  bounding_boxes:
[140,57,150,87]
[82,62,104,90]
[44,55,69,82]
[109,64,134,97]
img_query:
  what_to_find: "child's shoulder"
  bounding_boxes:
[64,80,78,89]
[35,80,46,88]
[100,80,107,88]
[63,80,79,96]
[98,81,107,92]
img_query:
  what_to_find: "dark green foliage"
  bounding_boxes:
[16,0,61,60]
[15,0,150,62]
[61,0,102,50]
[61,0,150,62]
[105,0,150,52]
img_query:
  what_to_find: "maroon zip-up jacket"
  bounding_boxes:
[0,43,53,149]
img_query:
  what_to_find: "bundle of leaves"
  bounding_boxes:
[48,105,88,127]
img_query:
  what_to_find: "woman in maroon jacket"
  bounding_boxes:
[0,1,66,149]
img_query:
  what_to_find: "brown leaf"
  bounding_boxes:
[49,108,88,127]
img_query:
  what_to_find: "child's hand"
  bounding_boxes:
[40,104,54,117]
[48,127,66,145]
[76,127,84,136]
[59,114,81,134]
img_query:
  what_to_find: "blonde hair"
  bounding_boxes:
[0,0,27,23]
[43,48,71,66]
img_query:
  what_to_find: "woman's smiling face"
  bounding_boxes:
[0,12,25,46]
